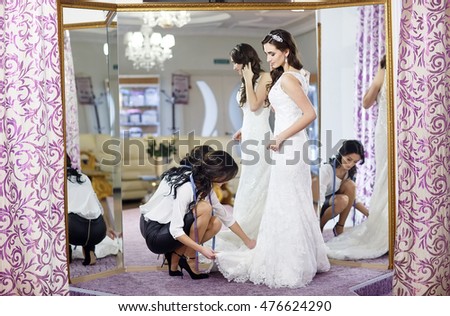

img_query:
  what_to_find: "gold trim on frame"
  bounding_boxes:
[384,1,396,270]
[63,21,109,30]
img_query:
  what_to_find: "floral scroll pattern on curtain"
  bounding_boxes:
[64,30,80,169]
[394,0,450,296]
[0,0,68,295]
[354,5,385,213]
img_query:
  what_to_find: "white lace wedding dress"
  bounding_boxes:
[215,71,330,288]
[326,76,389,260]
[214,82,272,251]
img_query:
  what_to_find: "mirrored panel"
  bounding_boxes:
[63,8,124,281]
[318,5,389,267]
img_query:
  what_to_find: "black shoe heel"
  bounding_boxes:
[179,257,209,280]
[82,250,96,266]
[164,252,183,277]
[333,223,345,236]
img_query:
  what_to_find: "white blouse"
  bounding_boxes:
[140,179,235,239]
[67,174,103,220]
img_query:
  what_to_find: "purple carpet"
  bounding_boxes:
[70,264,390,296]
[70,207,392,296]
[70,255,118,279]
[123,208,161,267]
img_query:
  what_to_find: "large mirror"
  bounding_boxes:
[61,1,395,285]
[62,8,124,282]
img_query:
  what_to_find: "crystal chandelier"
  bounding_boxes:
[125,25,175,71]
[124,11,191,71]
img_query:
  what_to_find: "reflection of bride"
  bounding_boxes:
[214,43,272,251]
[326,58,388,260]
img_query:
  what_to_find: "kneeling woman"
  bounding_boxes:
[319,140,365,236]
[140,149,256,279]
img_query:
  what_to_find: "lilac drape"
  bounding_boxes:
[354,5,385,208]
[64,30,80,168]
[0,0,69,295]
[393,0,450,296]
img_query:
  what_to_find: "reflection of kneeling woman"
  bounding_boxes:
[67,155,110,266]
[139,150,255,280]
[319,140,365,236]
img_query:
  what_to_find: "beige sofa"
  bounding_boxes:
[79,133,241,201]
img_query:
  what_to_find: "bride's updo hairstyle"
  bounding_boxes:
[261,29,303,90]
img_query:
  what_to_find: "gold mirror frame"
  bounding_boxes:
[59,0,396,284]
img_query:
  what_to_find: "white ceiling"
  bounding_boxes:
[64,8,316,42]
[118,10,315,37]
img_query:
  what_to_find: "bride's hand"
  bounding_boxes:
[268,135,284,152]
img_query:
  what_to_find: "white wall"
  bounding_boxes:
[318,7,358,161]
[297,29,318,75]
[70,32,111,135]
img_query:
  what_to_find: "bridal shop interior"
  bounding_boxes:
[1,0,449,297]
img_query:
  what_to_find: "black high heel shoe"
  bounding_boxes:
[333,223,345,237]
[178,256,209,280]
[164,252,183,277]
[82,249,96,266]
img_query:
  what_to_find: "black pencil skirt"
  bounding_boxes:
[68,213,107,252]
[140,212,195,254]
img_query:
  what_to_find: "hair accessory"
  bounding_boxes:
[268,33,283,42]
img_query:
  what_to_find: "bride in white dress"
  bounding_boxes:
[216,30,330,288]
[326,55,388,260]
[215,43,272,250]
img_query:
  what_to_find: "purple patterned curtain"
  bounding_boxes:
[64,30,80,168]
[393,0,450,296]
[354,5,385,207]
[0,1,69,295]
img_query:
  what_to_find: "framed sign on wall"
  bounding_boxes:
[172,74,190,105]
[75,76,95,105]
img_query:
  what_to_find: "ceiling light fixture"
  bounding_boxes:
[142,11,191,28]
[124,11,190,71]
[125,25,175,71]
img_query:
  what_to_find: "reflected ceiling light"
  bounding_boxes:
[142,11,191,28]
[124,11,190,71]
[125,25,175,71]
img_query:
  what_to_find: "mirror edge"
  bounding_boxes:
[384,0,396,270]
